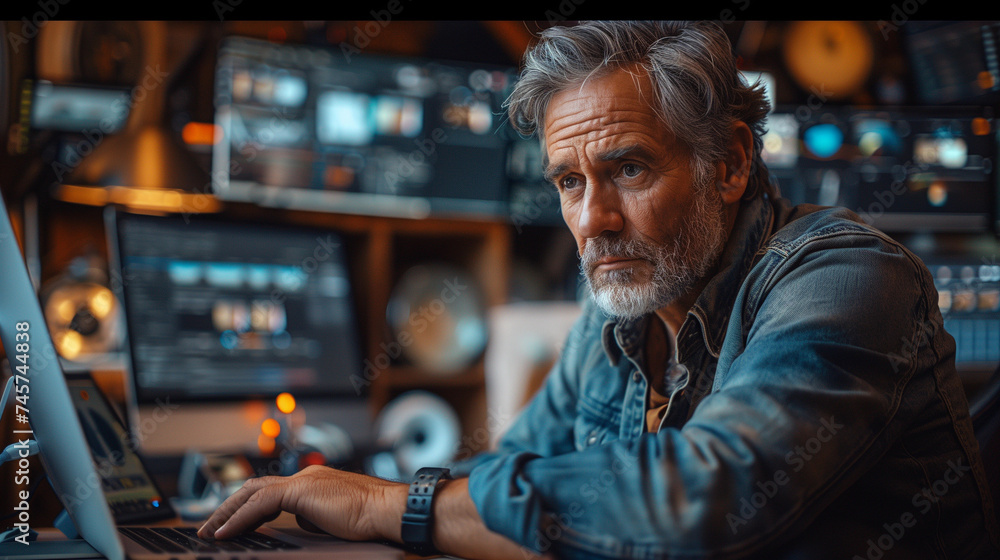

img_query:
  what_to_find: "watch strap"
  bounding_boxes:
[401,467,451,555]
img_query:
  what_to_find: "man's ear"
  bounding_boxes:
[714,121,753,205]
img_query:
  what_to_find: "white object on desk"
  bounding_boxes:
[484,301,583,447]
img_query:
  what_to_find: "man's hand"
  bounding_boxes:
[196,465,406,542]
[196,465,547,560]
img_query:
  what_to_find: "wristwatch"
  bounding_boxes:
[401,467,452,556]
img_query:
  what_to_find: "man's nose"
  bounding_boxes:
[577,181,624,239]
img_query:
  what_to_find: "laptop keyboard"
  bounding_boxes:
[119,526,301,554]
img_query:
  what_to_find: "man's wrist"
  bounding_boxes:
[400,467,452,555]
[371,481,409,542]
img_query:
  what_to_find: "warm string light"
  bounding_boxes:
[261,418,281,438]
[276,392,296,414]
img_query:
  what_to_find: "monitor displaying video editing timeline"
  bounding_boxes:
[107,209,375,455]
[110,211,362,402]
[211,36,520,219]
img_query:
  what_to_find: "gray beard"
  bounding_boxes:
[580,184,728,320]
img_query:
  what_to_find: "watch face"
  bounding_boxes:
[783,21,875,100]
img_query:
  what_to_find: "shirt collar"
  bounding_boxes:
[600,194,776,364]
[601,314,645,366]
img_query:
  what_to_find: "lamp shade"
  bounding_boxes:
[64,125,210,192]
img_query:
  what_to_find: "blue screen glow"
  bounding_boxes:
[804,124,845,158]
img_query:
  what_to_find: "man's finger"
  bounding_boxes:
[213,483,285,540]
[198,493,250,538]
[197,477,279,539]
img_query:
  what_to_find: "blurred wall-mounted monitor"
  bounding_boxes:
[21,80,133,175]
[846,107,994,233]
[906,21,1000,105]
[211,36,519,220]
[770,106,995,234]
[28,80,131,133]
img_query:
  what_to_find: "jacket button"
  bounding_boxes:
[633,371,642,382]
[587,433,599,445]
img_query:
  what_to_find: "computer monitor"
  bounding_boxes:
[106,208,371,455]
[844,107,996,232]
[784,106,996,233]
[211,36,519,219]
[905,21,1000,105]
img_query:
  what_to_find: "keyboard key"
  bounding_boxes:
[175,527,248,552]
[238,530,301,549]
[121,525,299,554]
[151,527,220,553]
[119,527,185,554]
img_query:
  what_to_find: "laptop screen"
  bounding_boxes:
[66,375,175,525]
[109,210,364,403]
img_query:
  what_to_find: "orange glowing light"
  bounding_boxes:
[182,122,221,145]
[56,330,83,360]
[302,451,326,467]
[55,184,222,213]
[268,27,287,43]
[972,117,992,136]
[276,392,296,414]
[257,433,276,455]
[978,71,995,91]
[89,286,114,320]
[261,418,281,438]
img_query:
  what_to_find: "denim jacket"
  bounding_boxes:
[457,194,1000,559]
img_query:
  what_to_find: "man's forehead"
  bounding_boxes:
[540,68,682,164]
[543,68,665,140]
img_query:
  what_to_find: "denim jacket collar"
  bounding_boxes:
[600,194,776,365]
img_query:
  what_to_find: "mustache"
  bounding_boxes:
[580,234,658,271]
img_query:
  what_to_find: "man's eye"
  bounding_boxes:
[560,176,581,190]
[621,163,643,178]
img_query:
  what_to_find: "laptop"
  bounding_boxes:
[0,196,403,560]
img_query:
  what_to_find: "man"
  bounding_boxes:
[199,21,999,559]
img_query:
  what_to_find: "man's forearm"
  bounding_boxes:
[372,477,546,560]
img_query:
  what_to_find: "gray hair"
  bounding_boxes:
[506,21,774,200]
